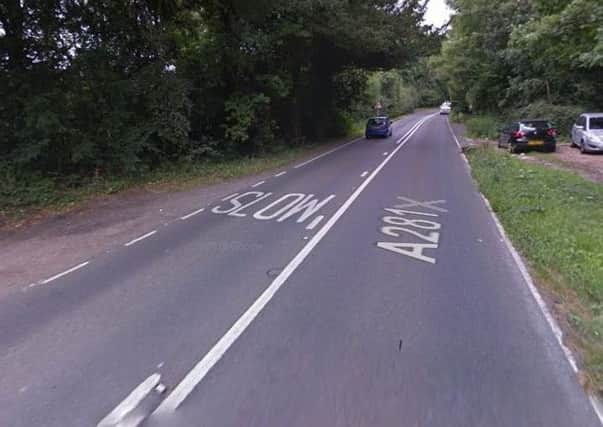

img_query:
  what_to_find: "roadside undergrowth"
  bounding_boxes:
[467,145,603,396]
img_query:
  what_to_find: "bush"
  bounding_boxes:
[516,102,585,137]
[463,114,504,139]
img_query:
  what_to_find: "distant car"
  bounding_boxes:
[365,116,393,139]
[571,113,603,154]
[497,119,557,153]
[439,102,451,115]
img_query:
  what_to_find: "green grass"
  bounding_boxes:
[0,143,335,226]
[467,145,603,394]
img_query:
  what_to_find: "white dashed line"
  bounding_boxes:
[383,152,388,156]
[274,171,287,177]
[361,171,369,178]
[124,230,157,247]
[251,181,265,188]
[40,261,90,285]
[293,138,361,169]
[97,373,161,427]
[152,114,434,416]
[180,208,205,220]
[305,215,325,230]
[221,193,239,201]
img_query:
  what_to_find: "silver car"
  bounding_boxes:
[571,113,603,153]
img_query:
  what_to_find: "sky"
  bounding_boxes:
[423,0,453,27]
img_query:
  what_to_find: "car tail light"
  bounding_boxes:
[512,131,525,138]
[546,128,556,137]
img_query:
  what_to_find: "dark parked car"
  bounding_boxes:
[497,119,556,153]
[365,116,393,139]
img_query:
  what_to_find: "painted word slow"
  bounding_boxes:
[212,192,335,230]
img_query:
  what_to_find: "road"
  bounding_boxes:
[0,111,599,427]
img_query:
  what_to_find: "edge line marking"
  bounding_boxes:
[180,208,205,220]
[40,261,90,285]
[124,230,157,247]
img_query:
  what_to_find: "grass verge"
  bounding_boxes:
[0,142,343,228]
[466,145,603,395]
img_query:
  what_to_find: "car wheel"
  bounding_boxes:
[580,140,587,154]
[545,143,556,153]
[508,143,516,154]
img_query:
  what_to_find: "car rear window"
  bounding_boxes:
[589,117,603,130]
[520,120,551,129]
[368,118,386,126]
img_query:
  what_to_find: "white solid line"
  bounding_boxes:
[124,230,157,247]
[445,117,462,150]
[180,208,205,220]
[152,114,435,416]
[361,171,369,178]
[305,215,324,231]
[589,395,603,425]
[97,373,161,427]
[479,191,579,373]
[40,261,90,285]
[293,138,361,169]
[251,181,265,188]
[274,171,287,177]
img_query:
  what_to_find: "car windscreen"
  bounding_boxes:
[520,120,551,130]
[589,117,603,130]
[368,118,386,126]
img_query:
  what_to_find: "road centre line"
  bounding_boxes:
[251,181,265,188]
[305,215,324,230]
[274,171,287,177]
[293,137,362,169]
[152,113,435,415]
[361,171,369,178]
[124,230,157,247]
[180,208,205,220]
[97,373,161,427]
[39,261,90,285]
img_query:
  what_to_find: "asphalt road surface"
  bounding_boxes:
[0,111,599,427]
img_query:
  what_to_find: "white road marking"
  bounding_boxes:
[305,215,324,230]
[251,181,265,188]
[383,152,388,156]
[40,261,90,285]
[293,137,361,169]
[152,114,435,416]
[474,171,603,425]
[446,117,462,150]
[589,395,603,425]
[221,193,239,201]
[180,208,205,220]
[97,373,161,427]
[124,230,157,247]
[361,171,369,178]
[274,171,287,177]
[396,196,448,213]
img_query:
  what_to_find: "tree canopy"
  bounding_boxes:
[0,0,440,182]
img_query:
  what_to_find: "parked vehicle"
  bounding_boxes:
[497,119,556,153]
[571,113,603,154]
[439,102,451,115]
[365,116,393,139]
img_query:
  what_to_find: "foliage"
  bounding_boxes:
[0,0,441,190]
[468,145,603,393]
[436,0,603,115]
